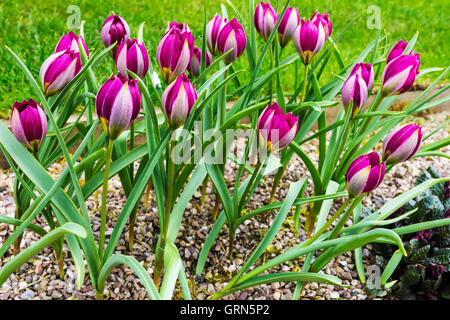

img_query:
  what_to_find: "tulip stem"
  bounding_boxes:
[129,121,135,183]
[337,108,352,155]
[164,139,176,236]
[238,158,263,216]
[220,69,228,126]
[330,104,353,181]
[357,91,385,136]
[212,68,228,220]
[300,198,351,248]
[228,230,235,260]
[154,136,176,284]
[268,45,274,104]
[327,195,363,241]
[333,94,386,180]
[144,178,153,209]
[268,163,286,204]
[299,64,309,106]
[111,56,117,74]
[200,176,208,206]
[99,138,114,260]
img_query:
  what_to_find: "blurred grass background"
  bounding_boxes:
[0,0,448,118]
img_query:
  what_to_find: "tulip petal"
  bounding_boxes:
[108,83,133,138]
[10,108,31,148]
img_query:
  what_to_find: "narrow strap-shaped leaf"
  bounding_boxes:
[102,131,171,262]
[228,177,307,287]
[167,163,208,243]
[213,272,345,299]
[97,254,160,300]
[178,264,192,300]
[290,141,324,196]
[236,228,405,286]
[310,228,406,272]
[0,223,86,285]
[160,242,182,300]
[206,163,235,223]
[0,215,47,237]
[380,249,403,285]
[196,212,226,275]
[0,121,101,278]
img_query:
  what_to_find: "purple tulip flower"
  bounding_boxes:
[55,31,89,57]
[293,18,325,65]
[382,51,420,96]
[386,41,421,72]
[156,22,195,84]
[350,63,374,91]
[101,14,130,54]
[257,103,299,151]
[96,74,141,140]
[115,39,150,79]
[345,152,385,198]
[386,40,408,64]
[217,19,247,64]
[311,11,332,40]
[341,73,368,118]
[165,21,191,34]
[383,124,422,164]
[187,46,212,78]
[161,74,198,129]
[206,14,228,56]
[10,99,47,153]
[254,2,278,42]
[278,7,300,48]
[40,50,82,97]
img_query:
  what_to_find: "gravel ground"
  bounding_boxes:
[0,112,448,300]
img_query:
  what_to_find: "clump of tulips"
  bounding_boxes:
[0,0,448,303]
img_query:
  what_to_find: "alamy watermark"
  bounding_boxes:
[367,5,382,30]
[366,265,381,289]
[66,5,81,29]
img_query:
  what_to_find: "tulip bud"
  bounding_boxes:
[217,19,247,64]
[345,152,385,198]
[341,73,368,118]
[166,21,191,34]
[187,46,212,78]
[55,31,89,57]
[386,40,408,64]
[382,52,420,96]
[10,99,47,153]
[40,50,82,97]
[386,41,421,74]
[161,74,198,129]
[311,11,332,40]
[101,14,130,54]
[115,39,150,79]
[206,14,228,56]
[278,7,300,48]
[293,18,325,65]
[254,2,278,42]
[156,22,195,84]
[257,103,299,152]
[350,63,374,91]
[383,124,422,165]
[96,74,141,140]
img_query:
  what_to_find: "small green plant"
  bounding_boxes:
[368,166,450,300]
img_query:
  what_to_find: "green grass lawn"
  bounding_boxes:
[0,0,448,118]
